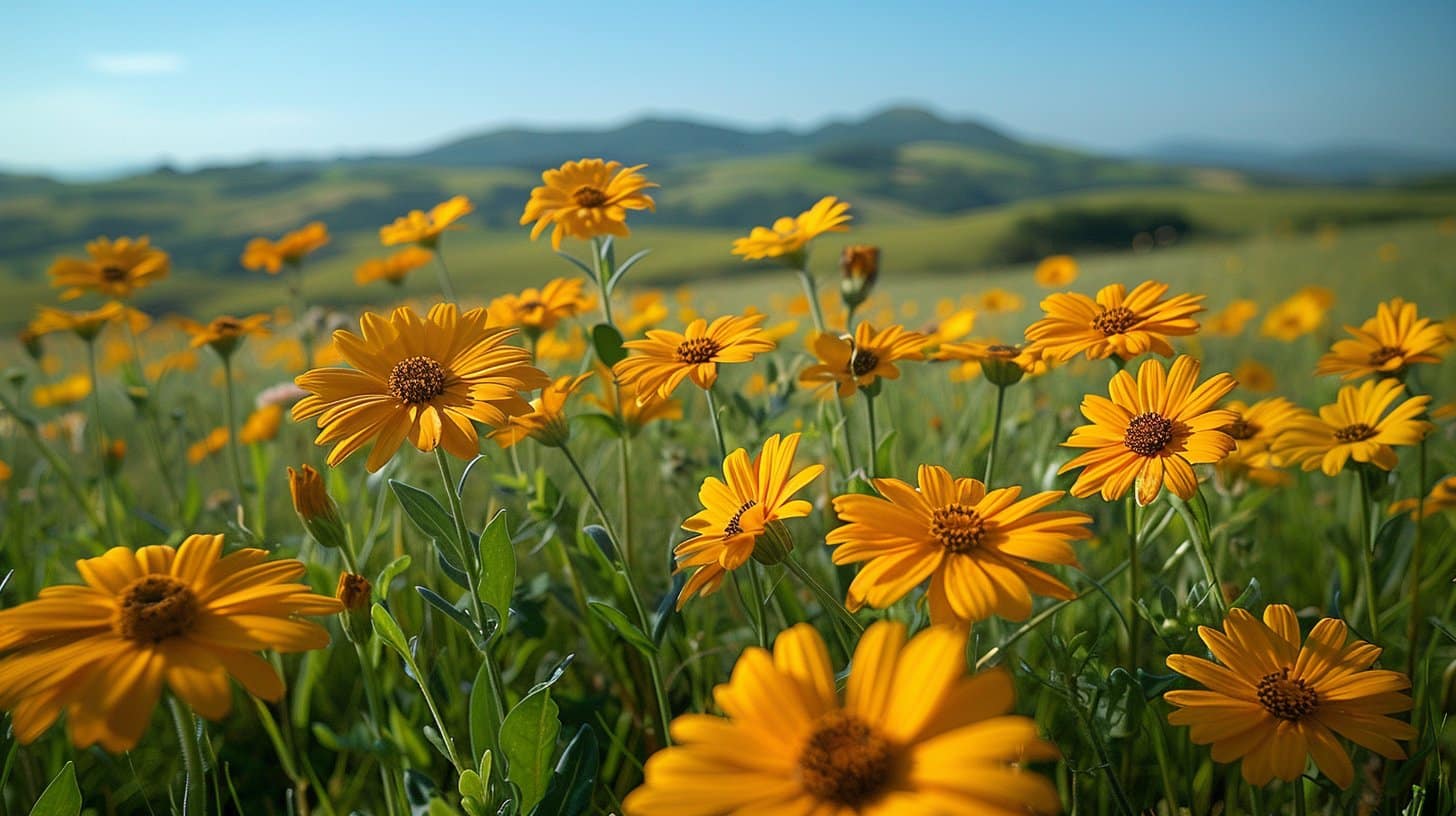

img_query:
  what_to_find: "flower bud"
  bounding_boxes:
[839,245,880,309]
[752,520,796,566]
[288,465,347,549]
[336,572,373,643]
[981,345,1027,387]
[104,439,127,476]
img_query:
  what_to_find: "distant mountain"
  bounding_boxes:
[1137,139,1456,182]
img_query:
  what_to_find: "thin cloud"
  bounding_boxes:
[87,53,185,76]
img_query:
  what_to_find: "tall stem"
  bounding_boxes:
[169,697,206,816]
[1173,489,1227,618]
[1404,436,1427,717]
[0,390,103,531]
[741,566,770,648]
[618,436,635,570]
[704,387,728,460]
[1293,777,1306,816]
[221,356,249,514]
[1125,496,1142,671]
[432,244,459,303]
[85,342,118,548]
[863,390,879,479]
[983,384,1007,487]
[795,267,827,335]
[353,642,404,816]
[1357,472,1380,638]
[591,237,617,326]
[781,555,864,641]
[125,321,182,515]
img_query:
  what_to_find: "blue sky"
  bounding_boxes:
[3,0,1454,175]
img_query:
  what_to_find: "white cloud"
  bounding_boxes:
[87,52,185,76]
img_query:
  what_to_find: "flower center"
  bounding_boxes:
[676,337,722,364]
[212,317,244,336]
[930,503,986,554]
[571,185,609,208]
[388,355,448,404]
[1368,346,1403,366]
[1223,418,1259,441]
[1092,305,1138,336]
[1335,423,1376,442]
[986,344,1019,358]
[1124,411,1175,456]
[797,712,895,808]
[1257,668,1318,721]
[101,265,129,283]
[115,575,200,642]
[724,500,758,536]
[850,349,880,377]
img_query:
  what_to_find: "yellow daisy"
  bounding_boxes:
[1165,604,1414,788]
[731,196,852,263]
[1026,280,1204,362]
[613,314,776,404]
[585,365,682,436]
[48,236,170,301]
[937,340,1048,385]
[379,195,474,248]
[1205,299,1259,336]
[1060,355,1237,505]
[31,302,149,342]
[828,465,1090,624]
[1315,297,1449,380]
[354,247,434,287]
[520,159,657,250]
[799,322,927,399]
[624,621,1060,815]
[182,314,271,357]
[293,304,549,471]
[0,534,341,752]
[977,288,1025,313]
[1388,475,1456,519]
[1033,254,1078,287]
[31,374,92,409]
[1261,286,1333,342]
[1273,379,1431,476]
[488,373,590,449]
[674,433,824,606]
[241,222,330,274]
[487,277,594,336]
[1215,397,1304,487]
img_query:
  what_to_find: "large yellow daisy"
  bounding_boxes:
[1165,604,1414,788]
[624,621,1060,815]
[292,304,550,471]
[1059,355,1237,505]
[731,196,852,263]
[828,465,1091,624]
[1315,297,1448,380]
[613,314,776,404]
[48,236,170,301]
[799,322,927,398]
[488,373,590,449]
[1272,379,1430,476]
[520,159,657,249]
[0,534,341,752]
[1025,280,1204,362]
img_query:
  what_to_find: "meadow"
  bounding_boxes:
[0,160,1454,816]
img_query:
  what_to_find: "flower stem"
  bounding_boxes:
[1125,496,1142,671]
[221,356,249,515]
[1356,472,1380,639]
[1172,488,1227,618]
[742,564,771,648]
[353,641,406,816]
[168,697,206,816]
[85,341,119,549]
[125,321,183,516]
[618,436,635,570]
[863,390,879,479]
[591,237,617,326]
[781,554,864,640]
[432,244,459,303]
[795,267,826,335]
[704,387,728,460]
[1293,776,1307,816]
[983,383,1007,487]
[1404,435,1427,717]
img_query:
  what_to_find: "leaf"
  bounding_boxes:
[500,687,561,812]
[478,509,517,637]
[390,480,457,545]
[873,429,897,477]
[527,653,575,696]
[416,586,479,640]
[374,555,413,602]
[28,761,80,816]
[553,251,595,279]
[457,455,487,497]
[583,525,615,561]
[530,726,599,816]
[588,601,657,656]
[605,249,651,294]
[470,660,504,768]
[437,547,472,591]
[371,604,412,664]
[652,572,685,646]
[591,324,627,368]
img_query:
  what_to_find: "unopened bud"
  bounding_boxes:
[288,465,347,549]
[981,345,1027,387]
[839,245,880,309]
[336,572,373,642]
[752,520,796,566]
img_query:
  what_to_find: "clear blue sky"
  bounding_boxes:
[3,0,1453,175]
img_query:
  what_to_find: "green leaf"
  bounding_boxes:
[873,429,897,477]
[28,761,80,816]
[587,601,657,656]
[390,479,457,544]
[478,509,516,638]
[530,726,599,816]
[500,687,561,812]
[554,250,595,279]
[591,323,627,367]
[374,555,412,602]
[370,604,412,664]
[470,661,504,767]
[605,249,651,294]
[416,586,479,640]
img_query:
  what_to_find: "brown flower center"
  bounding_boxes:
[388,355,448,404]
[724,500,758,536]
[676,337,722,364]
[571,185,609,208]
[101,265,129,283]
[986,344,1019,358]
[797,712,895,808]
[115,575,200,642]
[1335,423,1376,442]
[1257,668,1318,721]
[1223,418,1259,441]
[212,317,244,336]
[1124,411,1175,456]
[850,349,880,377]
[1092,305,1139,336]
[930,504,986,554]
[1368,346,1403,366]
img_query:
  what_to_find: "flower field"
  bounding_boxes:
[1,162,1454,816]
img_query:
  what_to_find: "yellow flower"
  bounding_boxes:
[1262,286,1333,341]
[0,534,341,752]
[674,433,824,605]
[977,288,1024,313]
[1315,297,1449,380]
[1034,254,1078,287]
[828,465,1090,624]
[535,326,589,364]
[798,322,927,399]
[354,247,434,286]
[241,222,330,274]
[1216,398,1304,487]
[31,374,92,408]
[618,291,670,337]
[919,308,977,349]
[31,302,149,342]
[1389,475,1456,519]
[293,304,549,471]
[1165,604,1414,789]
[731,196,852,264]
[937,340,1047,386]
[586,366,682,436]
[1060,355,1237,505]
[181,314,271,358]
[240,404,284,444]
[1233,360,1276,393]
[1026,281,1204,362]
[520,159,657,250]
[1273,379,1430,476]
[48,236,170,301]
[1205,299,1259,336]
[187,427,230,464]
[287,464,336,523]
[487,277,594,335]
[379,195,474,248]
[488,374,590,449]
[613,314,775,404]
[623,621,1060,815]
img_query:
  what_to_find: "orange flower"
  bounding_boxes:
[1027,281,1204,362]
[379,196,473,248]
[48,236,170,301]
[242,222,330,273]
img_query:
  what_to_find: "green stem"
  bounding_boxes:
[1067,677,1136,816]
[432,244,459,303]
[743,564,771,649]
[1125,496,1142,672]
[795,267,827,335]
[781,555,864,640]
[1173,489,1228,618]
[354,642,404,816]
[591,237,617,326]
[863,389,879,479]
[983,384,1006,487]
[169,697,206,816]
[704,387,728,460]
[1144,704,1180,813]
[1404,436,1427,721]
[85,342,119,549]
[125,321,183,515]
[618,435,635,570]
[1357,472,1380,639]
[220,356,248,514]
[0,390,104,531]
[1293,776,1306,816]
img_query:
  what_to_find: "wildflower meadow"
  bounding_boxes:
[1,160,1454,816]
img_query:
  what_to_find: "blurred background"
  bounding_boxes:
[3,0,1454,327]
